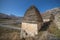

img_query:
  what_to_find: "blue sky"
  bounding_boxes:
[0,0,60,17]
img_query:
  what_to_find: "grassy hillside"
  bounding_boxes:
[0,26,20,40]
[47,22,60,38]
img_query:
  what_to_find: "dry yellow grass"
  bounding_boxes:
[0,27,20,40]
[47,22,60,38]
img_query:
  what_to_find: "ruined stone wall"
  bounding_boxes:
[54,13,60,29]
[21,22,38,37]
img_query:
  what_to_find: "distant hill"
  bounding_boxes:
[0,13,11,19]
[42,7,60,19]
[0,13,23,20]
[0,13,23,26]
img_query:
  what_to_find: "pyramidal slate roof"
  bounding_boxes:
[22,5,43,23]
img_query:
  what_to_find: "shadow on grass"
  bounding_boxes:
[40,21,52,31]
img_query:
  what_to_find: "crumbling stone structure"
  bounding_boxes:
[49,14,55,22]
[21,5,43,37]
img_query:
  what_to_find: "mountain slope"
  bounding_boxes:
[42,7,60,19]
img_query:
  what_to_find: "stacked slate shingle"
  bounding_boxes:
[23,5,43,23]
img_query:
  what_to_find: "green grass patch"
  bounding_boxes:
[48,22,60,38]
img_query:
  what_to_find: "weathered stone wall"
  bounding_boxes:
[37,22,43,31]
[21,22,38,37]
[54,13,60,29]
